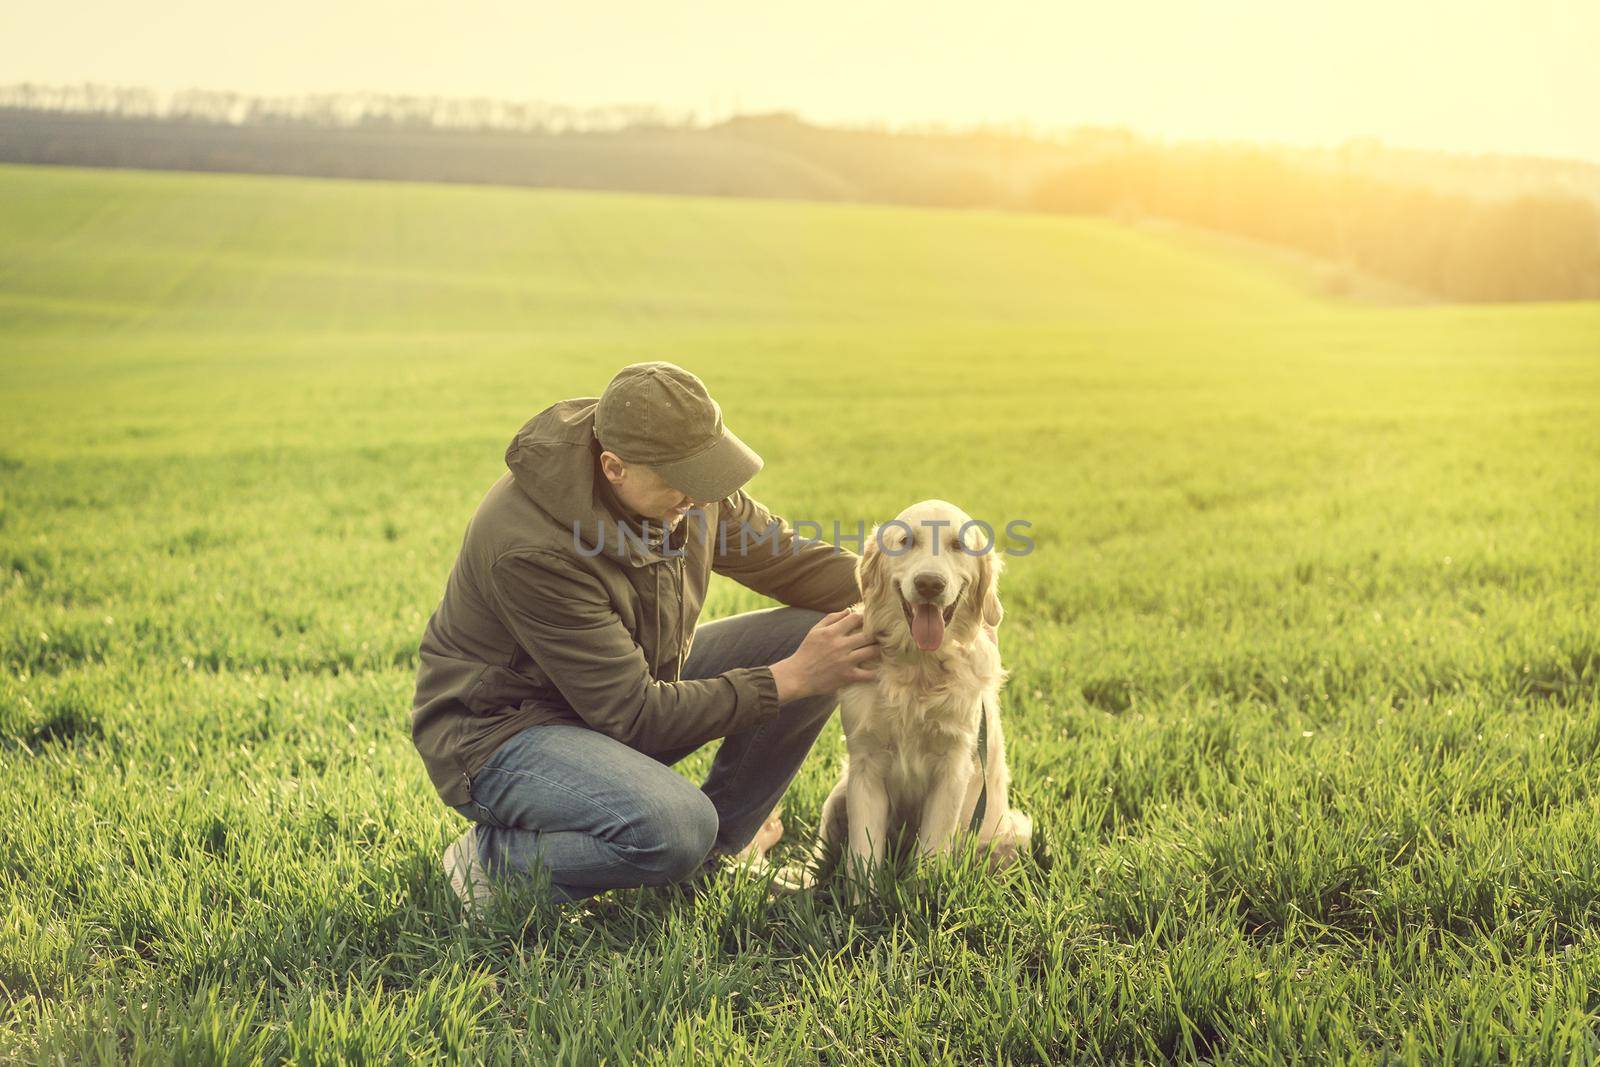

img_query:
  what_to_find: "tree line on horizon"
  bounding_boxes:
[1030,147,1600,302]
[0,82,699,133]
[2,83,1596,303]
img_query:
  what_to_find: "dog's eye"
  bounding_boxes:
[948,537,961,552]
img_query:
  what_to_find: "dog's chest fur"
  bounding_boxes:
[839,639,1000,800]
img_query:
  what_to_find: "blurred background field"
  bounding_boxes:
[5,90,1599,304]
[2,161,1599,1062]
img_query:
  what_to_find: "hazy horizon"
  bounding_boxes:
[3,1,1597,163]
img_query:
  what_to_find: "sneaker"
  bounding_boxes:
[443,825,496,915]
[767,860,818,897]
[677,847,763,901]
[672,849,729,901]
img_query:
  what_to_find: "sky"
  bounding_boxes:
[2,0,1597,161]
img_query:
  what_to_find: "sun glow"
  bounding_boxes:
[2,0,1596,160]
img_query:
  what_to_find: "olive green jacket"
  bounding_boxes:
[411,399,861,807]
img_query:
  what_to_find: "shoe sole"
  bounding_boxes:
[443,831,495,914]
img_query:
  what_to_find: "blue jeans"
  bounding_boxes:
[449,606,835,904]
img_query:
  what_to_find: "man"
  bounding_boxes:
[412,361,879,912]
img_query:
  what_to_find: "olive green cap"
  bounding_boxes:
[593,362,763,502]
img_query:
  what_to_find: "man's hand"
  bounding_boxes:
[770,609,879,702]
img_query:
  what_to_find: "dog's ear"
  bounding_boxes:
[857,524,888,605]
[974,545,1004,629]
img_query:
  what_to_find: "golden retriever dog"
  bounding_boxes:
[771,499,1033,899]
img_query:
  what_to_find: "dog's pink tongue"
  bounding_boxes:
[911,603,945,651]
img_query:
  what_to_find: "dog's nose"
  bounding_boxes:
[913,573,946,599]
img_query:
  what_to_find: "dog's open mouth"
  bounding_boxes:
[899,589,959,652]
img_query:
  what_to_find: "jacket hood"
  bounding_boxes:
[504,399,679,567]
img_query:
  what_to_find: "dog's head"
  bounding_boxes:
[858,499,1003,654]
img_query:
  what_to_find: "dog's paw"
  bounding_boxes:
[839,878,872,911]
[835,858,880,909]
[985,839,1022,871]
[984,810,1037,872]
[912,843,952,876]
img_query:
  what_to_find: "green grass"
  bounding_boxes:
[1,162,1598,1064]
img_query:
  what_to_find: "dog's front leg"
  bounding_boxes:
[844,767,889,905]
[914,754,976,867]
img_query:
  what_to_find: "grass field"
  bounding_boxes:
[2,162,1598,1064]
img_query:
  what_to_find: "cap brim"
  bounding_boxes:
[651,427,763,503]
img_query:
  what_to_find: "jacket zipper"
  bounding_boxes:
[674,554,686,681]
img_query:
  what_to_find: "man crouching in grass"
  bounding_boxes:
[412,361,880,914]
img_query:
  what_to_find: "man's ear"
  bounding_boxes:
[598,449,627,484]
[857,525,887,604]
[974,547,1004,629]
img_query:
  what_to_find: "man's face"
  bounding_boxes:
[600,451,712,524]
